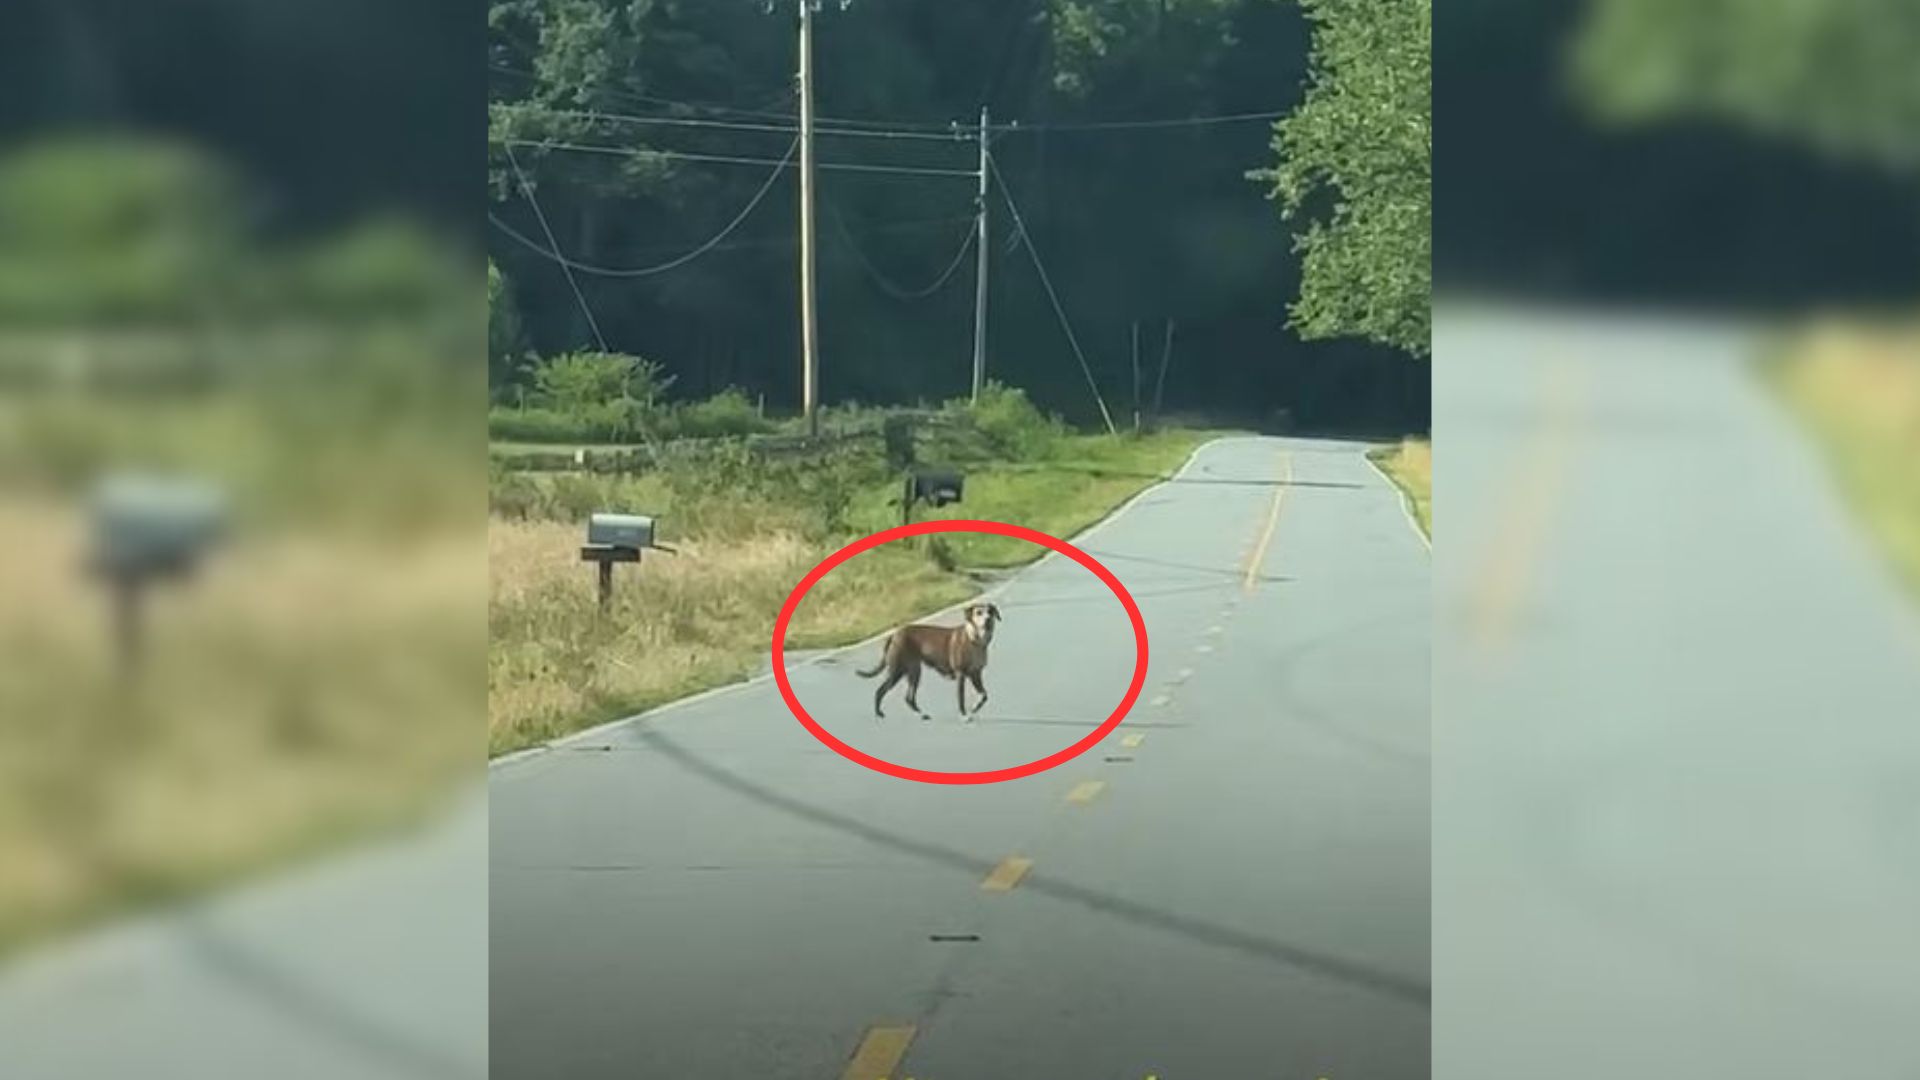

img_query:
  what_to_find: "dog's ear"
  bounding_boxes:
[989,603,1002,620]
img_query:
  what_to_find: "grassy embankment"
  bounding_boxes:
[1767,319,1920,599]
[1367,437,1431,538]
[489,392,1218,755]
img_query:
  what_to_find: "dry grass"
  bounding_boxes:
[0,496,481,956]
[1370,437,1431,537]
[487,519,969,753]
[1772,320,1920,598]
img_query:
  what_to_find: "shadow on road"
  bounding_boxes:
[1073,550,1291,585]
[626,725,1431,1008]
[983,716,1193,730]
[1004,463,1364,490]
[181,918,477,1080]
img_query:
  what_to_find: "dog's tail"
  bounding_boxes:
[854,636,891,678]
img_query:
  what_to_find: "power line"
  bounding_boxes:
[496,210,972,261]
[985,150,1117,436]
[490,65,1282,136]
[506,105,969,143]
[827,200,977,301]
[500,138,979,179]
[990,109,1286,133]
[489,63,797,122]
[491,136,799,277]
[502,142,608,351]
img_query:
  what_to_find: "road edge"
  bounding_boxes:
[1364,448,1432,554]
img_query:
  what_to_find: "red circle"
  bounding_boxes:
[772,519,1148,785]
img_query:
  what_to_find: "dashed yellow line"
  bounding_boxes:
[1120,733,1145,749]
[980,856,1033,892]
[1150,693,1172,707]
[838,1025,915,1080]
[1242,450,1293,591]
[1065,780,1107,804]
[1469,359,1584,656]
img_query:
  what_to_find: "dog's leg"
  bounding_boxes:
[874,668,904,718]
[968,672,988,718]
[956,673,968,718]
[905,666,930,720]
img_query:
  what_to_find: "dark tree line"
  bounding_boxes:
[1440,0,1920,307]
[488,0,1429,435]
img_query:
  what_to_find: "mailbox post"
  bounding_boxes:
[85,474,226,679]
[581,512,668,614]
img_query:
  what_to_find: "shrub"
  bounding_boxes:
[489,406,593,444]
[962,381,1064,459]
[662,388,773,440]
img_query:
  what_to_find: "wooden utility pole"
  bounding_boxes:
[970,106,991,403]
[797,0,821,436]
[1151,319,1177,422]
[1130,319,1142,432]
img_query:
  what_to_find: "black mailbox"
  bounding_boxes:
[901,468,964,528]
[910,469,963,508]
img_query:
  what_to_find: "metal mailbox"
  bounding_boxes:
[88,473,227,579]
[586,512,655,552]
[910,469,964,508]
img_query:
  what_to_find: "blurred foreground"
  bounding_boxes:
[0,135,486,1076]
[1432,302,1920,1077]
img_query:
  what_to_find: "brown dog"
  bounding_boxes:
[856,602,1002,720]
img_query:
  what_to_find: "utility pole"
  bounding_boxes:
[970,106,991,403]
[1131,320,1142,433]
[797,0,821,436]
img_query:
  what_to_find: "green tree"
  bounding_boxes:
[520,350,674,441]
[1574,0,1920,174]
[1253,0,1431,357]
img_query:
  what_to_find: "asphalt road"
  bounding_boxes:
[1432,307,1920,1078]
[491,435,1432,1079]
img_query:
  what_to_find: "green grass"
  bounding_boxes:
[1368,438,1431,538]
[1768,321,1920,601]
[487,426,1220,755]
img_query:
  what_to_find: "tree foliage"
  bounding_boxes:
[1254,0,1430,358]
[1574,0,1920,174]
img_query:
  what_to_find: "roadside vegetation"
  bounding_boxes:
[1768,321,1920,600]
[1368,438,1431,538]
[488,375,1214,755]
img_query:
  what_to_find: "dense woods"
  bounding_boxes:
[487,0,1430,435]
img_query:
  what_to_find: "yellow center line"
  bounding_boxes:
[980,855,1033,892]
[1065,780,1107,804]
[1120,733,1145,749]
[1242,450,1293,592]
[838,1025,916,1080]
[1468,359,1584,657]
